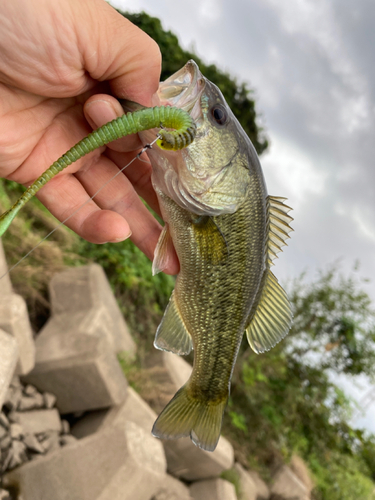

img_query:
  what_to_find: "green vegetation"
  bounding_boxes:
[123,11,269,156]
[1,9,375,499]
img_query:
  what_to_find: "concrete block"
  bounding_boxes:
[190,478,237,500]
[247,470,269,499]
[153,474,193,500]
[164,435,234,481]
[4,421,167,500]
[72,386,157,439]
[10,409,61,435]
[0,295,35,375]
[271,465,309,500]
[234,463,258,500]
[0,240,12,296]
[23,331,127,414]
[290,455,314,495]
[0,330,18,409]
[49,264,136,356]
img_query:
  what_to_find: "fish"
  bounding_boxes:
[123,60,294,452]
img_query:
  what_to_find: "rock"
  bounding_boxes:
[59,435,77,447]
[49,264,136,356]
[10,409,61,435]
[153,474,193,500]
[61,420,70,435]
[72,386,157,439]
[18,393,45,411]
[10,423,23,440]
[3,439,27,470]
[0,488,11,500]
[0,426,7,440]
[0,295,35,375]
[247,470,269,499]
[190,479,237,500]
[23,329,128,414]
[39,431,60,454]
[4,421,166,500]
[234,463,258,500]
[0,239,13,296]
[0,330,19,410]
[23,434,44,454]
[0,412,9,429]
[0,434,11,451]
[290,455,314,495]
[164,435,234,481]
[160,351,193,391]
[23,385,38,397]
[43,392,57,409]
[3,385,22,412]
[271,465,309,500]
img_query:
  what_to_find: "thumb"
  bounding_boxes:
[75,0,161,106]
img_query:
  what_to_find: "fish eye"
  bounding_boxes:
[211,105,228,126]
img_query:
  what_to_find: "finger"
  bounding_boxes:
[84,94,143,152]
[74,155,180,274]
[37,170,131,244]
[105,148,161,217]
[76,0,161,106]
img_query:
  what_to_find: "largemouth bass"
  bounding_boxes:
[130,60,293,452]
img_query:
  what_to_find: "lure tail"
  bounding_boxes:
[0,106,196,238]
[152,383,227,452]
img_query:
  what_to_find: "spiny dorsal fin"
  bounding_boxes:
[152,224,173,276]
[246,270,293,354]
[267,196,293,267]
[154,291,193,355]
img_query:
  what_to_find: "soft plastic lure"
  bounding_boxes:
[0,106,196,237]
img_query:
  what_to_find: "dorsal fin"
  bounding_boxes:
[267,196,293,267]
[246,270,293,354]
[154,291,193,355]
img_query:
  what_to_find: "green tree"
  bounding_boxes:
[225,266,375,499]
[120,11,268,155]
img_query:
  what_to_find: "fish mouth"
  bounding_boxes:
[158,60,206,120]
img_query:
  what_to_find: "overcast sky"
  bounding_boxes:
[110,0,375,431]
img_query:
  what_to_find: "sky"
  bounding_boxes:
[109,0,375,430]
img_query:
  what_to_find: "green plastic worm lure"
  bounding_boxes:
[0,106,196,237]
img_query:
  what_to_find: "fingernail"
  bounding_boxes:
[113,229,132,242]
[86,100,119,127]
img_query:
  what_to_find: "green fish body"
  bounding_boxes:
[139,61,293,451]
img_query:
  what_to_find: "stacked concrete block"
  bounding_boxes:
[3,421,167,500]
[233,463,261,500]
[0,240,35,376]
[190,478,237,500]
[24,331,128,414]
[161,351,193,389]
[271,465,310,500]
[0,330,18,409]
[290,455,314,496]
[247,471,269,499]
[164,434,234,481]
[152,474,193,500]
[48,264,136,356]
[72,386,157,439]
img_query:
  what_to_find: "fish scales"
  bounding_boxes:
[122,60,293,452]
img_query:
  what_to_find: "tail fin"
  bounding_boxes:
[152,384,227,452]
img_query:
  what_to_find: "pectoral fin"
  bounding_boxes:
[154,291,193,355]
[192,216,229,265]
[152,225,173,276]
[246,270,293,354]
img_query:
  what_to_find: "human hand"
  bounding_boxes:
[0,0,179,274]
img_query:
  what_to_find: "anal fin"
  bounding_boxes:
[246,270,293,354]
[154,291,193,355]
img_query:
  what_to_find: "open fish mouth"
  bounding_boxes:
[158,60,206,121]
